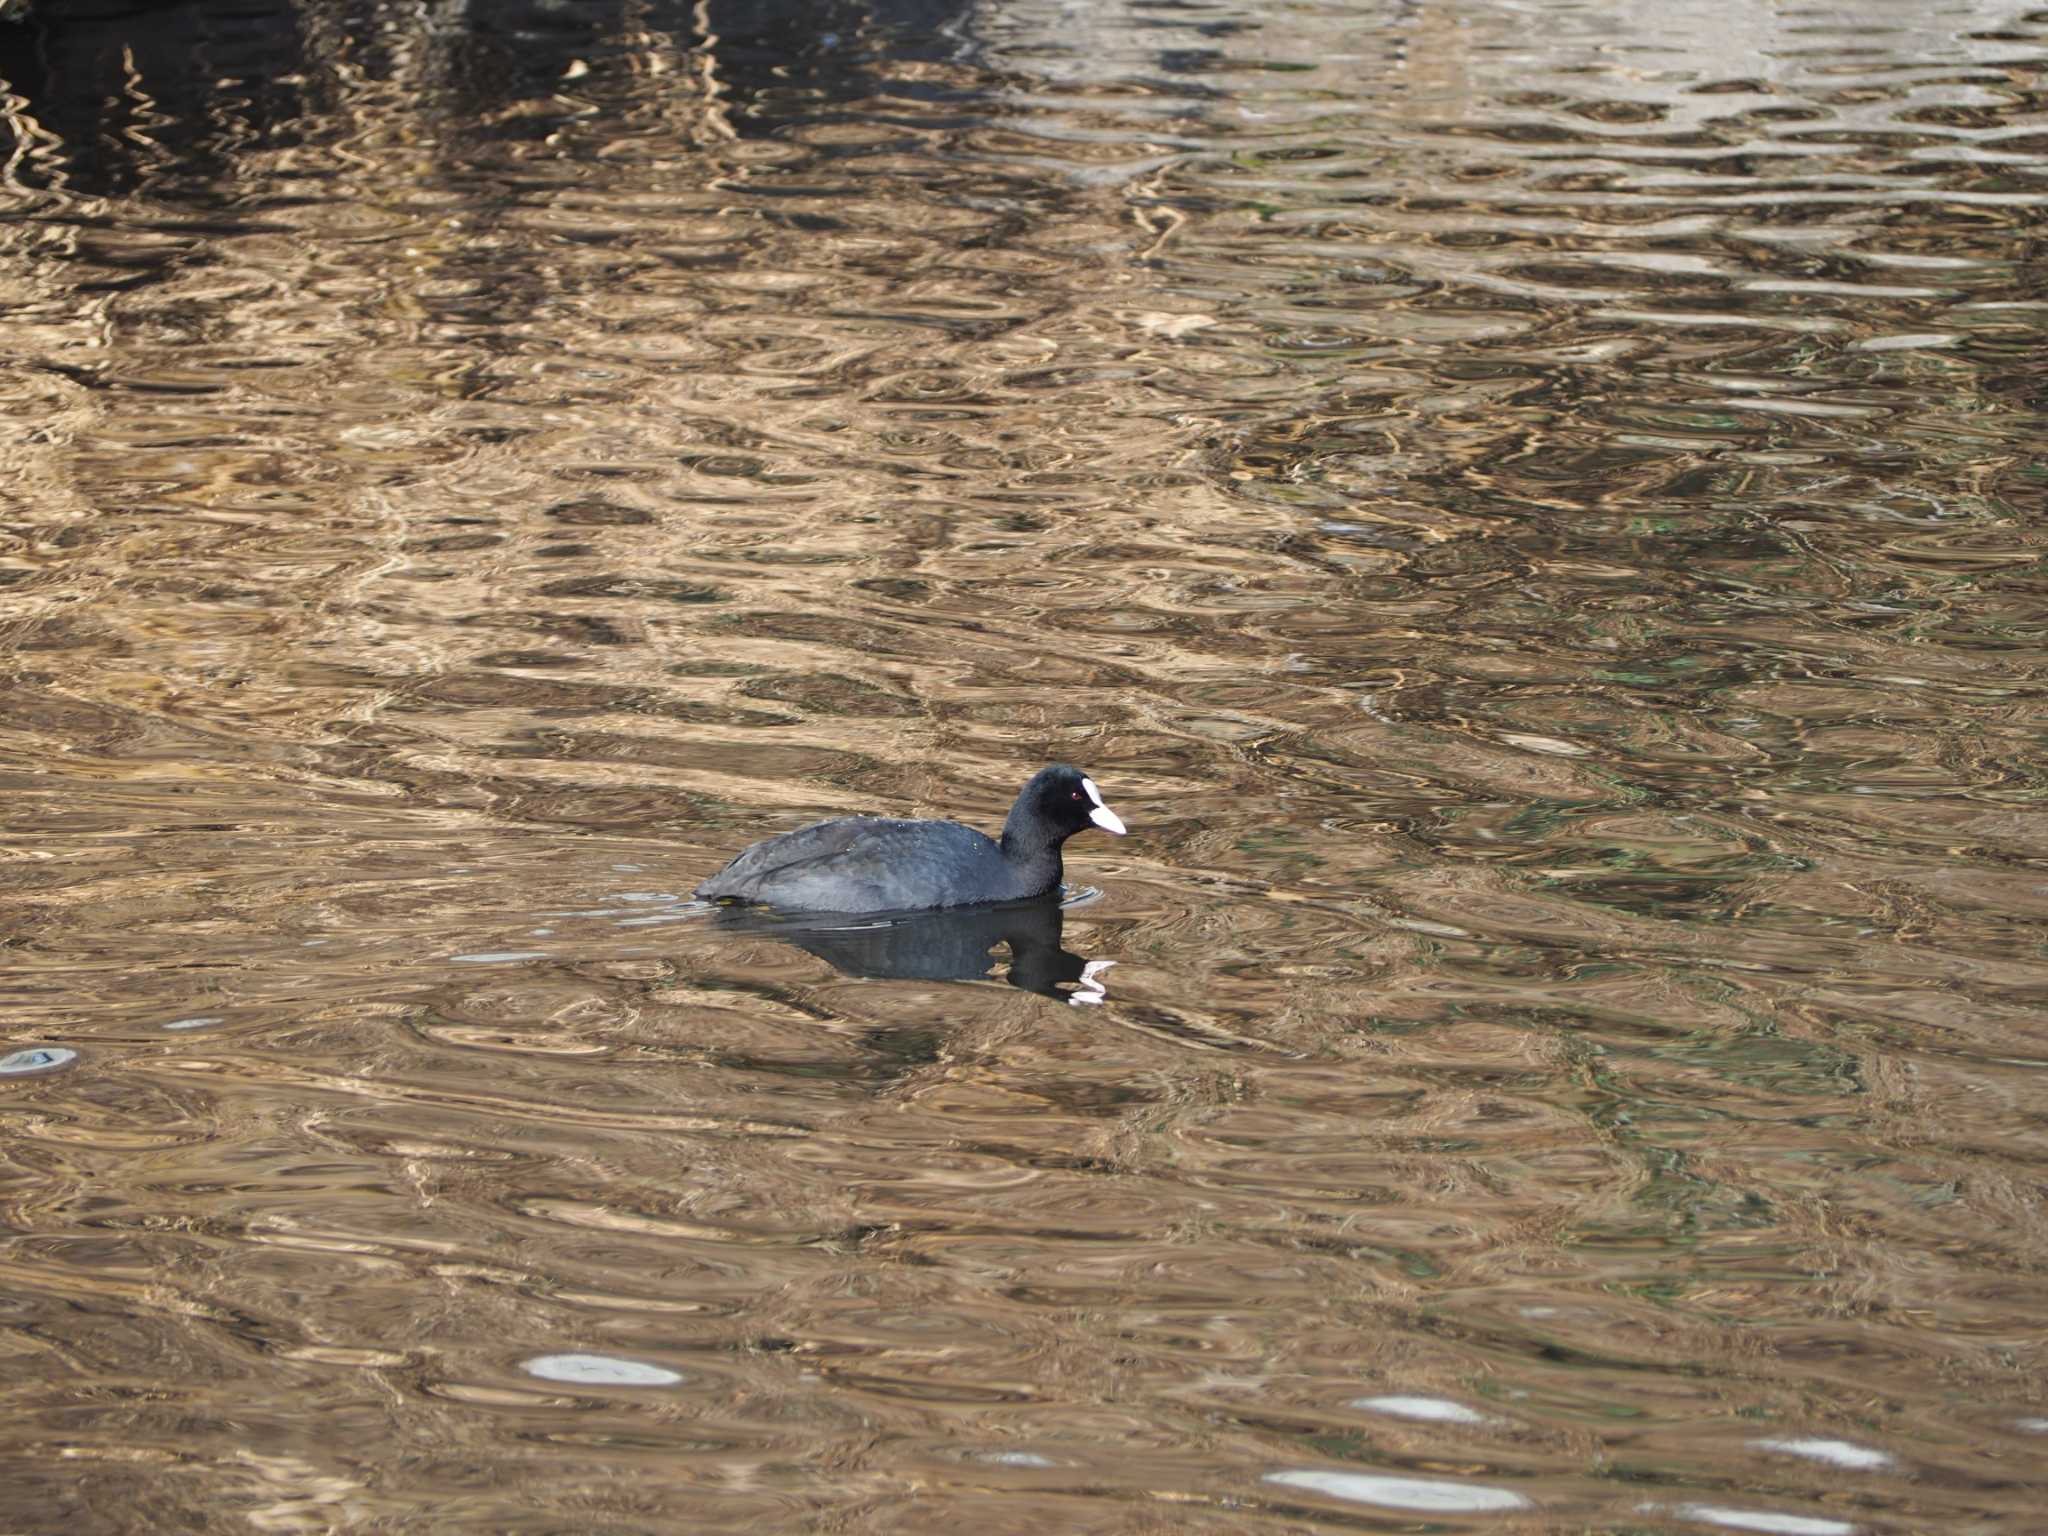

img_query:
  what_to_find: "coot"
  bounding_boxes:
[695,764,1127,913]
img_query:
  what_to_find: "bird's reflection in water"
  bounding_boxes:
[707,897,1112,1005]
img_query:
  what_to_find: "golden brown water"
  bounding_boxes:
[3,0,2047,1529]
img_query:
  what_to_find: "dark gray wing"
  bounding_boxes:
[696,817,1010,911]
[696,816,879,898]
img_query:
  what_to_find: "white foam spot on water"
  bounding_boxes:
[1854,333,1960,352]
[520,1353,682,1387]
[983,1451,1057,1468]
[2015,1417,2048,1433]
[1388,917,1470,938]
[1500,731,1587,756]
[1656,1503,1856,1536]
[1265,1470,1530,1513]
[451,951,548,964]
[1351,1395,1490,1425]
[0,1047,78,1075]
[161,1016,225,1031]
[1753,1437,1893,1471]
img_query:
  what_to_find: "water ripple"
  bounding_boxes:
[1,0,2045,1529]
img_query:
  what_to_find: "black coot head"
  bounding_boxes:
[1022,764,1127,841]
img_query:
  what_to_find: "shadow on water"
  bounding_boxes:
[704,894,1112,1004]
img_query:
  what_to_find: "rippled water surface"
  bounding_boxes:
[3,0,2047,1529]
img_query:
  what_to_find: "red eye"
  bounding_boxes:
[1071,790,1083,800]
